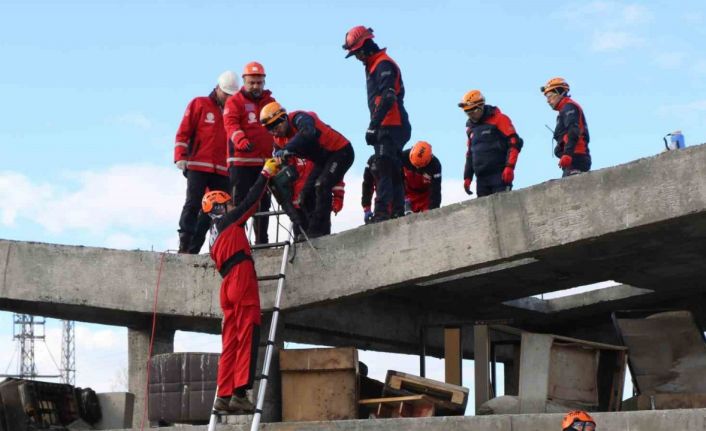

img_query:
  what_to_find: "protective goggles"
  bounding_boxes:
[569,421,596,431]
[458,101,484,112]
[208,203,227,219]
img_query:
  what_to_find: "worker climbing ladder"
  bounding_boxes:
[207,195,301,430]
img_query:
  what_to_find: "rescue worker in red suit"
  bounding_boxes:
[260,102,354,238]
[362,142,441,220]
[343,26,411,221]
[458,90,523,197]
[223,62,277,244]
[401,141,441,213]
[288,157,345,236]
[174,71,237,253]
[201,158,280,413]
[561,410,596,431]
[541,77,591,177]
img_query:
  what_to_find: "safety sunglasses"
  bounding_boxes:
[570,421,596,431]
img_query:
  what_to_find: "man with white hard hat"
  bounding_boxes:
[174,71,237,253]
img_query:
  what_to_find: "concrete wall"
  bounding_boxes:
[124,408,706,431]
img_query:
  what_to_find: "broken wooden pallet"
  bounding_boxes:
[359,395,435,418]
[384,370,469,415]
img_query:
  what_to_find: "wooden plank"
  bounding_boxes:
[444,327,462,386]
[474,324,490,413]
[359,395,429,405]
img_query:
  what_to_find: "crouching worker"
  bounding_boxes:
[260,102,354,238]
[562,410,596,431]
[402,140,441,213]
[201,158,280,414]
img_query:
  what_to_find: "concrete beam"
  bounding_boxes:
[2,144,706,355]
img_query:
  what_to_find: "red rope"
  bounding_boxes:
[140,251,167,431]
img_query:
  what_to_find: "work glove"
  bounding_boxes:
[274,149,292,164]
[365,128,377,146]
[261,158,281,178]
[463,178,473,195]
[332,197,343,215]
[558,154,573,169]
[501,167,514,184]
[363,206,374,224]
[175,160,187,171]
[234,139,253,152]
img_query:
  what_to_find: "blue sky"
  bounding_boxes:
[0,0,702,405]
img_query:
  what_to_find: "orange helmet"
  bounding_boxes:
[541,77,570,95]
[343,26,374,57]
[458,90,485,111]
[202,190,231,214]
[409,141,433,168]
[260,102,287,127]
[243,61,265,77]
[562,410,595,430]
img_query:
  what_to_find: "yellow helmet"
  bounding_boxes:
[260,102,287,127]
[541,77,570,95]
[458,90,485,111]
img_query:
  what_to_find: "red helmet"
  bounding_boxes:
[243,61,265,77]
[343,26,374,58]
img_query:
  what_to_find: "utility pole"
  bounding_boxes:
[61,320,76,385]
[12,313,45,378]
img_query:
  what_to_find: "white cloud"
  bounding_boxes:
[0,164,183,236]
[591,31,643,52]
[104,233,141,250]
[622,4,653,25]
[113,112,153,130]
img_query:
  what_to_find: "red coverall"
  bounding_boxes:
[209,172,270,397]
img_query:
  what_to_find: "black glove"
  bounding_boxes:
[365,128,377,146]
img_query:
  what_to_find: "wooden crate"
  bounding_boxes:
[359,395,435,418]
[279,347,358,422]
[384,370,468,415]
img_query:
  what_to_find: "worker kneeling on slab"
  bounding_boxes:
[402,140,441,213]
[261,102,354,238]
[201,158,280,414]
[562,410,596,431]
[459,90,523,197]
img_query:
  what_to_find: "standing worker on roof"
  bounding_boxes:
[260,102,354,238]
[458,90,523,197]
[174,71,237,253]
[223,62,277,244]
[201,158,281,414]
[562,410,596,431]
[343,26,411,221]
[542,77,591,177]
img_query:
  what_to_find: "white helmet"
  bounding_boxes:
[217,71,238,95]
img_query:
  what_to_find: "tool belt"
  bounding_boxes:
[219,250,253,278]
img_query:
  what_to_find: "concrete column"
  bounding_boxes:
[127,326,175,429]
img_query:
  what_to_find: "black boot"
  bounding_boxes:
[178,232,192,254]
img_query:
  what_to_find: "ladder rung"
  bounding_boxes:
[257,274,285,282]
[253,210,287,218]
[251,241,289,250]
